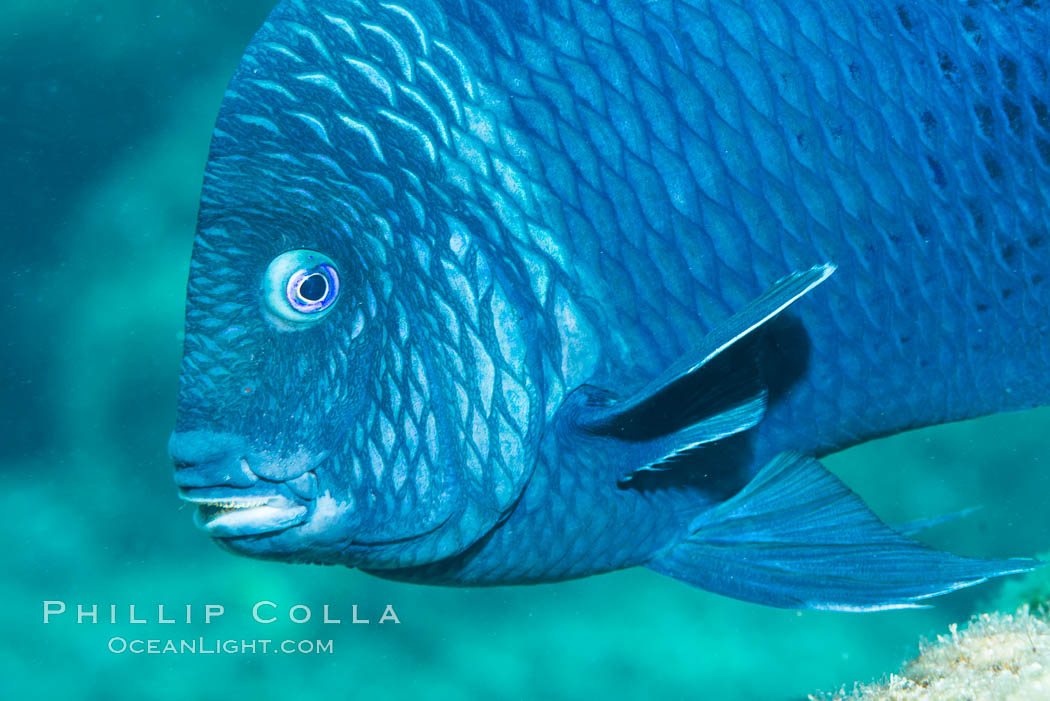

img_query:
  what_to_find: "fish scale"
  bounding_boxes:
[170,0,1049,609]
[372,0,1047,580]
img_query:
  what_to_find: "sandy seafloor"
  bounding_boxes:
[4,2,1050,699]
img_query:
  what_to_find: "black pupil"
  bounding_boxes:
[299,273,329,303]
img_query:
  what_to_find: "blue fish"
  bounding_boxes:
[170,0,1049,610]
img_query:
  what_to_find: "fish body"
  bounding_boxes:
[170,0,1049,609]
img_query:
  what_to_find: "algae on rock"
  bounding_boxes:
[815,607,1050,701]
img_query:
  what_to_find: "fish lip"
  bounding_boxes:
[191,496,308,538]
[178,470,319,538]
[173,456,259,489]
[169,432,328,538]
[181,493,280,508]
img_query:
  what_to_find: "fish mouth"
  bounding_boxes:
[182,490,310,538]
[169,429,324,539]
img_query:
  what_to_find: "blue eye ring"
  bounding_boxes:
[286,263,339,313]
[263,249,340,326]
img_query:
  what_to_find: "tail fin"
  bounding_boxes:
[646,452,1038,610]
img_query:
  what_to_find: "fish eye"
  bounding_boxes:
[263,249,340,325]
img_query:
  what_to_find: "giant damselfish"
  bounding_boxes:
[169,0,1050,610]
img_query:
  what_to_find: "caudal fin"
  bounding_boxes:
[646,452,1038,610]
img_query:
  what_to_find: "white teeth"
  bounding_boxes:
[202,504,307,534]
[191,495,308,536]
[182,495,273,509]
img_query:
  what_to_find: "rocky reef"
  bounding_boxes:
[817,565,1050,701]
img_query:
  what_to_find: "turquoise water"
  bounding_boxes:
[5,2,1050,699]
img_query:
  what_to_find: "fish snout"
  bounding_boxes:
[169,430,258,489]
[169,430,319,538]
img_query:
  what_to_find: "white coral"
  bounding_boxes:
[814,608,1050,701]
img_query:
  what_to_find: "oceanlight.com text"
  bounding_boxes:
[107,637,334,655]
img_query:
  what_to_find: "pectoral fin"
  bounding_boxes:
[562,264,834,481]
[579,263,834,440]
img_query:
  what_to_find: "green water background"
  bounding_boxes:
[4,2,1050,698]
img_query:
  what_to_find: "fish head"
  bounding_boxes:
[170,0,542,568]
[171,182,475,566]
[170,204,388,563]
